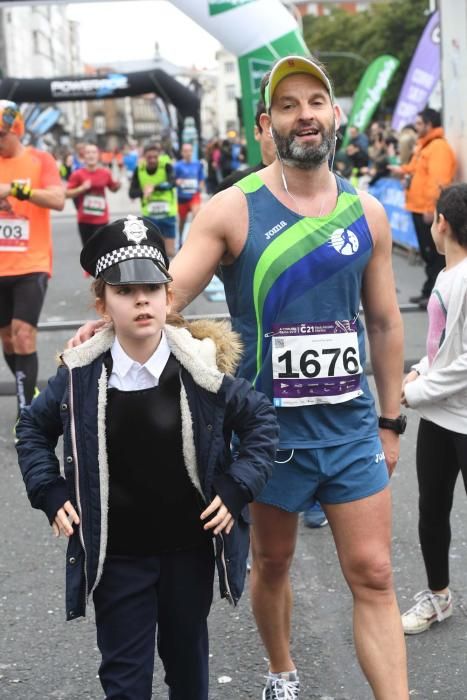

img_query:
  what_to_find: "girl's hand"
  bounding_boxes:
[201,496,234,536]
[401,370,419,406]
[52,501,80,538]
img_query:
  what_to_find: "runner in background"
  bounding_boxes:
[66,143,121,248]
[0,100,64,425]
[175,143,205,246]
[129,142,177,258]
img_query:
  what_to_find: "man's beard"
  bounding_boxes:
[271,122,335,170]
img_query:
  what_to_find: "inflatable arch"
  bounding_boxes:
[171,0,307,160]
[0,0,307,160]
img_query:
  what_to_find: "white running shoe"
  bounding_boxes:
[401,589,452,635]
[262,671,300,699]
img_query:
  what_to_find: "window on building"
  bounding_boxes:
[226,84,236,101]
[225,61,235,74]
[94,114,106,135]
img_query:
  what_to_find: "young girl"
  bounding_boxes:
[16,215,279,700]
[401,183,467,634]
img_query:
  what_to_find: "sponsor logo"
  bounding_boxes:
[329,228,359,256]
[375,451,385,464]
[51,73,129,99]
[265,220,287,240]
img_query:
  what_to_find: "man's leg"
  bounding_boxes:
[250,502,299,672]
[156,217,176,258]
[11,319,39,411]
[412,213,444,299]
[325,488,409,700]
[8,273,48,415]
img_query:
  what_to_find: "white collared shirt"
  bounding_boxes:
[108,332,171,391]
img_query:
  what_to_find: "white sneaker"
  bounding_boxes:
[401,589,452,635]
[262,671,300,699]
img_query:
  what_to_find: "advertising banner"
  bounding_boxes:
[369,177,418,249]
[391,11,440,132]
[343,55,399,146]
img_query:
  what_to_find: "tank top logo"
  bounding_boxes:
[329,228,360,256]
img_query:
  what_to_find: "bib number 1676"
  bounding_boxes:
[277,346,359,379]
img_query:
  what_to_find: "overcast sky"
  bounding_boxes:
[66,1,221,69]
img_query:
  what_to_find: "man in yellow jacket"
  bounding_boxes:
[392,108,456,308]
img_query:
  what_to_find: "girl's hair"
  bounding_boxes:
[436,184,467,247]
[91,278,188,327]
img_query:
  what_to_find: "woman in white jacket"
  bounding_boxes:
[400,183,467,635]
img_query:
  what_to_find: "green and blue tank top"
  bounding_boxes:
[222,172,378,449]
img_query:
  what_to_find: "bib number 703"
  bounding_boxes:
[277,346,360,378]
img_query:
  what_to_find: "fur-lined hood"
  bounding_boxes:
[61,319,243,391]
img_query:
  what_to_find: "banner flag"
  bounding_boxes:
[343,55,399,146]
[391,11,440,132]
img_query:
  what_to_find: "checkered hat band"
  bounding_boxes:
[95,245,165,275]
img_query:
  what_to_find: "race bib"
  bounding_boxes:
[271,320,363,407]
[147,200,169,216]
[83,194,106,216]
[0,218,29,252]
[179,178,198,193]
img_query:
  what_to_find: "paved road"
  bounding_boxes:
[1,189,467,699]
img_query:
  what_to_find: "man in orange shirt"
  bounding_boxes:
[0,101,64,421]
[392,108,457,308]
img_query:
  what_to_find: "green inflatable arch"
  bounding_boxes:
[171,0,307,161]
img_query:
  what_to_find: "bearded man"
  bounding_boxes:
[70,56,409,700]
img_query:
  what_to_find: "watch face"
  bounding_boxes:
[379,415,407,434]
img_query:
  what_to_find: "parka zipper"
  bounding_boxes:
[218,533,234,605]
[67,368,88,610]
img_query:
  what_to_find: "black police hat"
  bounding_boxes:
[80,215,172,286]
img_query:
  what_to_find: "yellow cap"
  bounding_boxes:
[264,55,333,110]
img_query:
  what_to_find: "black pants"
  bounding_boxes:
[412,213,445,298]
[78,222,101,248]
[417,419,467,591]
[93,545,214,700]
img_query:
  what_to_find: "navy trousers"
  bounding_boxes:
[93,544,215,700]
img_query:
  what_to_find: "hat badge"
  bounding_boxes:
[122,215,148,244]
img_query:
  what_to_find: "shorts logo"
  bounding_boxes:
[375,451,385,464]
[265,220,287,240]
[330,228,359,256]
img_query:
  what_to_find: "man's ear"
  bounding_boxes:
[333,103,342,131]
[259,112,271,137]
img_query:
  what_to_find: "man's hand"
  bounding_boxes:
[81,180,92,192]
[201,495,234,535]
[143,184,154,198]
[67,319,106,348]
[0,198,13,212]
[52,500,80,538]
[422,211,434,225]
[0,183,11,200]
[379,430,400,477]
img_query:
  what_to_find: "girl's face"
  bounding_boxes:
[96,283,172,343]
[431,210,446,255]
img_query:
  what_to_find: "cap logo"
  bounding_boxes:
[123,215,148,244]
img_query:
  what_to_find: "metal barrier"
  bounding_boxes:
[35,303,423,333]
[0,304,425,397]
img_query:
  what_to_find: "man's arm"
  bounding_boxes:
[360,191,404,474]
[169,186,246,311]
[128,169,142,199]
[28,185,65,211]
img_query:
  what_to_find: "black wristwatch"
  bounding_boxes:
[378,414,407,434]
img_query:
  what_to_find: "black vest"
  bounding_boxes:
[105,353,210,555]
